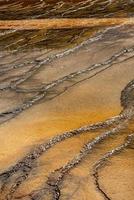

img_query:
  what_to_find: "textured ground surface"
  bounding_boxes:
[0,9,134,199]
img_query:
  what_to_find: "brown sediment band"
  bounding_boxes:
[0,18,134,30]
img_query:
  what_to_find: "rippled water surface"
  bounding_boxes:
[0,0,134,19]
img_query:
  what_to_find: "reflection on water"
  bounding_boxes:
[0,27,101,50]
[0,0,134,19]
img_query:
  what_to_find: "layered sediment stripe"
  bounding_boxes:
[0,18,134,30]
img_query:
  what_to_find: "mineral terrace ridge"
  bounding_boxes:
[0,1,134,200]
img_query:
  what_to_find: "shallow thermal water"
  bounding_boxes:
[0,0,134,19]
[0,24,134,200]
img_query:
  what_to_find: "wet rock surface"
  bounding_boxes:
[0,24,134,200]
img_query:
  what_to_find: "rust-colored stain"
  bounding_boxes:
[0,18,134,29]
[0,2,134,199]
